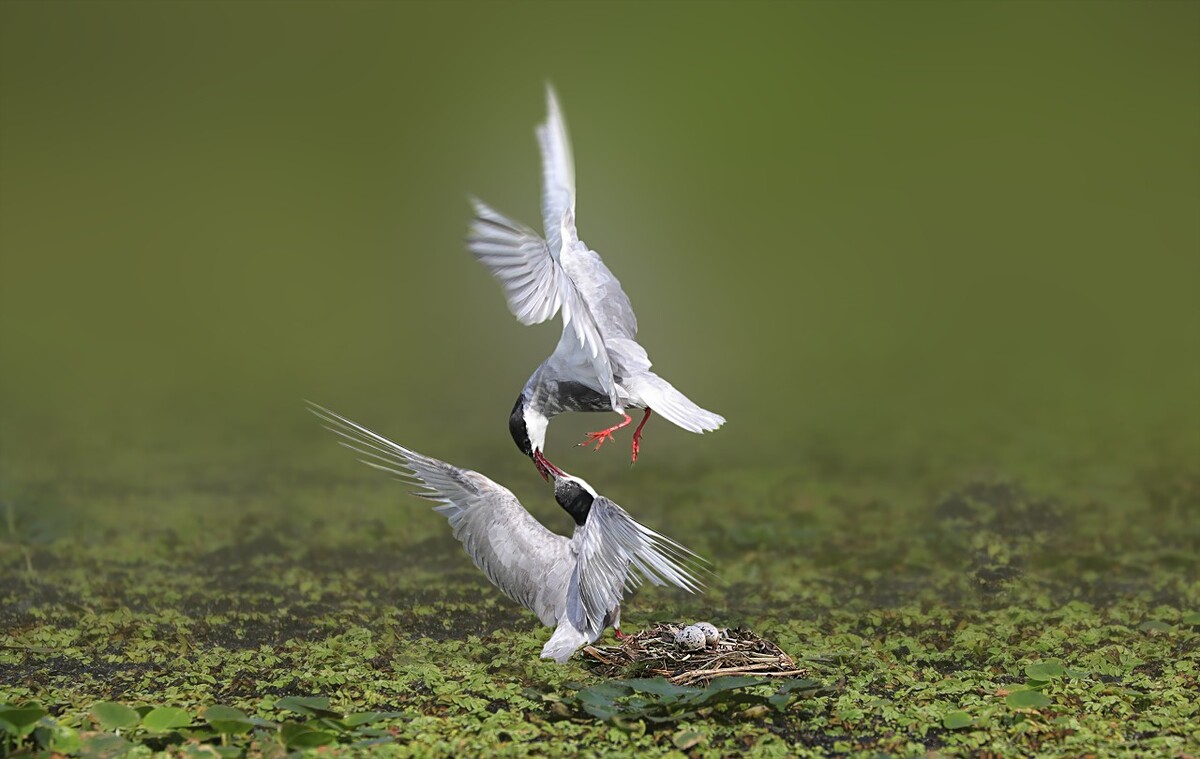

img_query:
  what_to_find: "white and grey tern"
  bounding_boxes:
[468,87,725,479]
[308,402,709,663]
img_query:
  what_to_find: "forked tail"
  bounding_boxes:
[625,372,725,434]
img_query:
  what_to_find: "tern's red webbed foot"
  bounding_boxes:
[579,413,632,451]
[630,408,653,464]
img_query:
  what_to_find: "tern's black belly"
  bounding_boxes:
[544,380,614,414]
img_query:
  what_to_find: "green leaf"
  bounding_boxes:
[0,705,47,740]
[280,721,335,749]
[1182,611,1200,625]
[0,705,47,731]
[141,706,192,732]
[775,678,822,694]
[342,711,408,727]
[576,689,621,710]
[692,677,772,709]
[1006,690,1052,709]
[79,732,132,756]
[699,676,769,694]
[769,678,823,711]
[672,728,705,749]
[91,702,140,731]
[203,705,253,736]
[580,682,633,701]
[1025,661,1065,681]
[275,696,343,719]
[580,702,620,721]
[47,724,82,754]
[943,710,974,729]
[621,678,700,702]
[202,705,247,721]
[1139,620,1172,633]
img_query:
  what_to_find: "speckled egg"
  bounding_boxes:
[694,622,721,645]
[674,625,706,651]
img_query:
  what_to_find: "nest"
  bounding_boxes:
[582,624,806,686]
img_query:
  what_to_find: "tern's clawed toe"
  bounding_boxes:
[578,428,617,451]
[578,413,633,452]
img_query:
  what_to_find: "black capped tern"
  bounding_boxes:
[308,402,708,663]
[468,87,725,479]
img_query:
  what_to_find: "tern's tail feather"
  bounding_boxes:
[626,372,725,434]
[541,619,593,663]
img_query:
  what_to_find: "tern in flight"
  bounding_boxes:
[308,402,708,663]
[468,87,725,479]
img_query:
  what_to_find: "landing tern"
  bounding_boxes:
[468,86,725,479]
[308,402,708,663]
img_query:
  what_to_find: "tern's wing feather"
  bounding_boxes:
[468,200,617,405]
[468,200,563,326]
[538,84,575,257]
[307,402,569,626]
[560,240,642,346]
[567,496,708,631]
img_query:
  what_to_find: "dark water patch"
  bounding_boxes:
[300,538,462,575]
[973,563,1022,594]
[935,480,1070,537]
[855,570,944,609]
[767,712,950,754]
[198,533,289,567]
[394,600,531,642]
[189,609,329,650]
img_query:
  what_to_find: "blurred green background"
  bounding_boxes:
[1,0,1197,499]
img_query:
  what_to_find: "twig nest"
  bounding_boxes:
[583,624,805,686]
[693,622,721,645]
[674,625,707,651]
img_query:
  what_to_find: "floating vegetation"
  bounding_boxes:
[3,467,1198,756]
[583,624,806,685]
[550,676,825,726]
[0,696,410,756]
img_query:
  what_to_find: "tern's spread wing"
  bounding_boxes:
[308,402,570,626]
[541,87,641,353]
[468,200,617,405]
[566,496,708,632]
[538,85,575,257]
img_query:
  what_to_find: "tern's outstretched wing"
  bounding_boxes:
[538,84,575,257]
[467,200,617,406]
[566,496,708,632]
[307,402,570,626]
[537,86,641,346]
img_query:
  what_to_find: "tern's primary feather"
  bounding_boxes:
[310,402,567,624]
[537,84,575,258]
[569,496,706,632]
[307,402,708,662]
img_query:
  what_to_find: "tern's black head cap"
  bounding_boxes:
[554,477,595,526]
[509,395,532,458]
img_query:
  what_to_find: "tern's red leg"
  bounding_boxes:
[578,413,632,451]
[614,628,625,640]
[630,408,653,463]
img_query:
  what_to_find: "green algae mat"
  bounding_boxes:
[3,441,1198,757]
